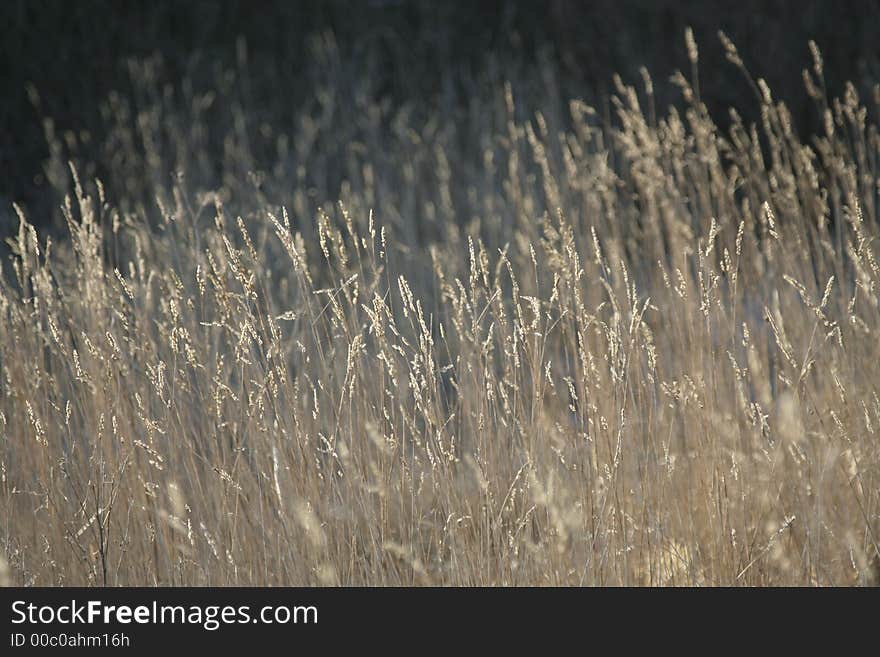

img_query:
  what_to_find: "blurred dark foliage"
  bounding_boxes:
[2,0,879,227]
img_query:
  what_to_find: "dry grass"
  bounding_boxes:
[2,32,879,586]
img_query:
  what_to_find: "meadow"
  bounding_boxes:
[2,30,879,585]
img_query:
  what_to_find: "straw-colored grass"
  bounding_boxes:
[2,31,879,585]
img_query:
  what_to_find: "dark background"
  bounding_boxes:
[3,0,880,228]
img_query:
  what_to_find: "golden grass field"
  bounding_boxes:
[2,31,879,585]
